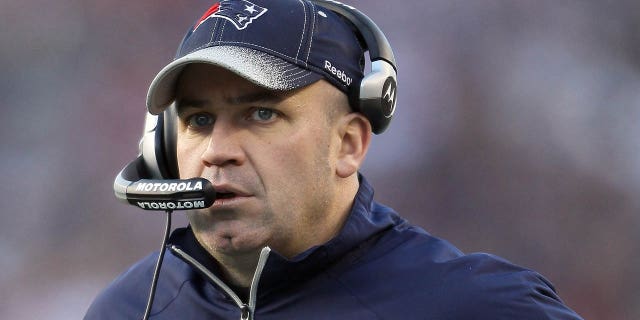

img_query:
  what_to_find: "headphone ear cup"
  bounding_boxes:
[311,0,397,134]
[140,113,165,179]
[358,60,397,134]
[163,104,179,179]
[140,111,178,179]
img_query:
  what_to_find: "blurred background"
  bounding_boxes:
[1,0,638,318]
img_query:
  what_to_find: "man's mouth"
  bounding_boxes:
[211,185,250,206]
[216,192,236,199]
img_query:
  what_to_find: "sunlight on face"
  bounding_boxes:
[174,64,351,258]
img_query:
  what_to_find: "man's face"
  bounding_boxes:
[174,64,350,258]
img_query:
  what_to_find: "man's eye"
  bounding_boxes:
[249,108,278,122]
[187,113,213,128]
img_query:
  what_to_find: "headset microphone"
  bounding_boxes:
[114,155,216,211]
[113,154,216,320]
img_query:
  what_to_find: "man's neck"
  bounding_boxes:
[212,250,261,288]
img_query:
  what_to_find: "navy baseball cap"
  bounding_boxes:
[147,0,365,114]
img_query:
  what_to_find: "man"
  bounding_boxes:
[86,0,583,319]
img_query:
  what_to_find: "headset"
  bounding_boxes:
[319,0,398,135]
[113,0,398,201]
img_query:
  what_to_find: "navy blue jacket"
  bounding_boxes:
[85,177,583,319]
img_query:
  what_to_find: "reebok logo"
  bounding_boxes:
[324,60,352,86]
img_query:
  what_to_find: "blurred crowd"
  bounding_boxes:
[1,0,638,319]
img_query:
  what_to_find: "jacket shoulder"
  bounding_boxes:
[436,252,583,319]
[84,250,196,320]
[84,252,159,319]
[334,224,583,319]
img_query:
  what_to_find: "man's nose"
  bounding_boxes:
[200,120,246,167]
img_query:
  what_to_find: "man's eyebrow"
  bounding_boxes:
[176,98,208,110]
[226,90,287,105]
[175,90,287,112]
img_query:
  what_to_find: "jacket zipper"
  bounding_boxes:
[169,245,271,320]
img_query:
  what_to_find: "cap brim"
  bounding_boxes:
[146,46,322,114]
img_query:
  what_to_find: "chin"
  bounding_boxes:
[200,228,270,254]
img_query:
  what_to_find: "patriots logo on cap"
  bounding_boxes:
[194,0,268,31]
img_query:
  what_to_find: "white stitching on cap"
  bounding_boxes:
[295,0,306,63]
[288,70,317,82]
[287,68,306,75]
[273,60,289,68]
[214,41,298,60]
[207,23,214,44]
[180,42,316,87]
[306,2,316,63]
[281,66,309,81]
[185,40,296,62]
[219,19,227,42]
[185,38,294,61]
[208,18,218,44]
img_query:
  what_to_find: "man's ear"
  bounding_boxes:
[336,113,372,178]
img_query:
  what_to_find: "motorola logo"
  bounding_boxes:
[381,77,397,118]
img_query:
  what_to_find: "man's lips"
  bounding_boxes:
[216,192,236,199]
[211,184,251,204]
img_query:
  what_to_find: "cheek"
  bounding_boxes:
[269,130,330,173]
[260,129,333,199]
[176,134,207,178]
[266,133,335,228]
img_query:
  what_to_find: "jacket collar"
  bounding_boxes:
[168,175,399,296]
